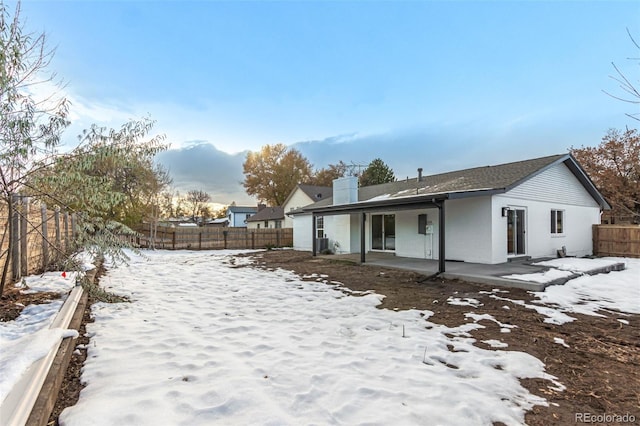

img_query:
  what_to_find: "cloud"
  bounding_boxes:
[155,142,255,205]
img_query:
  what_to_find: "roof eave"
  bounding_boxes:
[304,193,450,215]
[564,154,611,210]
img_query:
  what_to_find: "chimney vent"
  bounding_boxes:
[417,168,423,182]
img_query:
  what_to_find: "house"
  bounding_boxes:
[290,154,610,271]
[227,206,258,227]
[282,184,333,228]
[202,218,229,227]
[247,206,285,229]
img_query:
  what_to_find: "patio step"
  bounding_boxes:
[507,256,531,262]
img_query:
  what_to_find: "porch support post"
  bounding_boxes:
[312,213,317,256]
[438,200,446,273]
[360,212,366,264]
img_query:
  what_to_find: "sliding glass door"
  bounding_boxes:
[507,208,526,256]
[371,214,395,251]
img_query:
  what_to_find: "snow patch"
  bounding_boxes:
[54,250,560,425]
[553,337,570,348]
[447,297,483,308]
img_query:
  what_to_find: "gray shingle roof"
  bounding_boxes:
[359,153,567,200]
[298,185,333,201]
[246,206,284,222]
[294,154,609,213]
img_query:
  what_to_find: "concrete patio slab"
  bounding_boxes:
[320,252,625,292]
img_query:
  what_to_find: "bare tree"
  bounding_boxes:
[185,189,211,221]
[604,28,640,121]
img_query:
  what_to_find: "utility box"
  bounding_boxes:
[316,238,329,253]
[418,214,427,234]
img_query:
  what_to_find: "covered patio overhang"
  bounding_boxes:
[306,194,449,273]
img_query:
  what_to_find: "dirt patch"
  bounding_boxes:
[0,286,65,322]
[246,250,640,425]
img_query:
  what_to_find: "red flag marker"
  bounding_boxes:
[62,271,67,278]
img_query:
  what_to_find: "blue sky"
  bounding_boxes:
[12,0,640,203]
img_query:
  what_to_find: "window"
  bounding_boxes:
[551,210,564,234]
[275,220,282,229]
[316,216,324,239]
[264,220,269,228]
[257,224,260,229]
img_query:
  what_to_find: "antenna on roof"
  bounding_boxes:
[347,161,367,177]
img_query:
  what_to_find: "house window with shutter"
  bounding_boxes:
[551,210,564,234]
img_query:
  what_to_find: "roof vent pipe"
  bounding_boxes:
[418,168,423,182]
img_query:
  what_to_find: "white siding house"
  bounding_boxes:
[291,154,609,266]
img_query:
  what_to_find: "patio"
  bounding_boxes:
[321,252,625,291]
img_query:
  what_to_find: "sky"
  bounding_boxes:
[10,0,640,204]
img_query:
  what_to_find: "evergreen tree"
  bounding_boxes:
[359,158,396,186]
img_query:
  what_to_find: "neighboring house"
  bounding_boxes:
[282,184,333,228]
[202,218,229,227]
[247,206,285,229]
[291,154,610,268]
[228,206,258,227]
[157,217,196,227]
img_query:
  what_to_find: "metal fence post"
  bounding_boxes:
[63,212,69,252]
[20,197,28,276]
[41,204,49,269]
[54,208,61,260]
[11,194,21,281]
[71,213,77,243]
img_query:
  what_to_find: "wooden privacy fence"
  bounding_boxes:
[1,196,76,285]
[593,224,640,258]
[136,224,293,250]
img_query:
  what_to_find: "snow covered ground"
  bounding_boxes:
[57,250,559,426]
[497,258,639,325]
[2,252,637,425]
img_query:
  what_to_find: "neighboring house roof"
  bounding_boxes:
[282,184,333,209]
[206,218,229,224]
[296,154,610,215]
[228,206,258,214]
[299,185,333,201]
[246,206,285,222]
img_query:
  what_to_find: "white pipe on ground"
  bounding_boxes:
[0,285,84,426]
